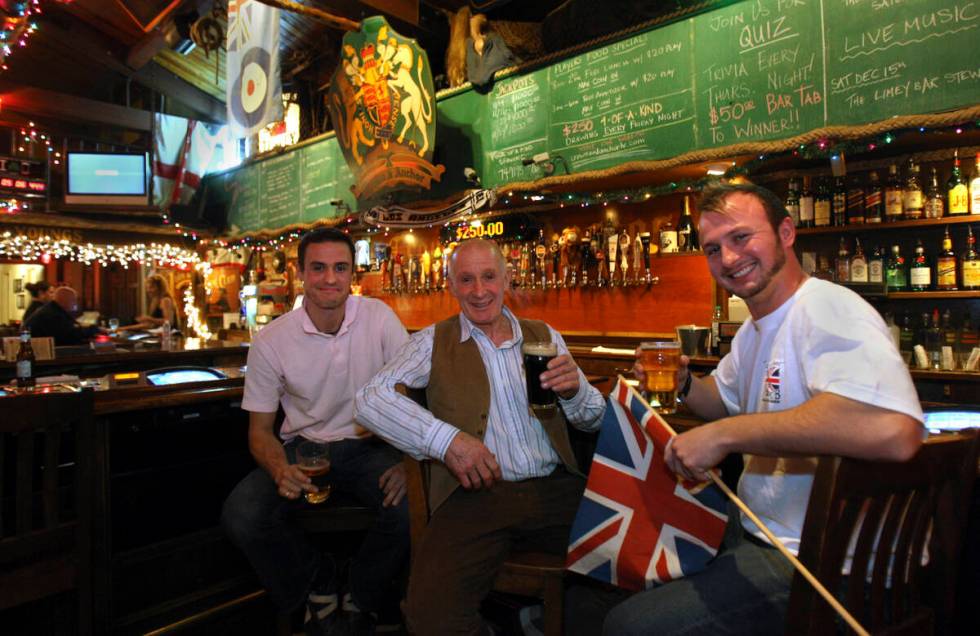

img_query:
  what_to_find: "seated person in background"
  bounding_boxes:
[24,286,102,346]
[221,228,410,635]
[22,280,53,323]
[119,273,177,331]
[355,238,606,635]
[594,183,924,635]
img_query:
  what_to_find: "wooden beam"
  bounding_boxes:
[135,61,226,124]
[0,212,200,240]
[0,85,153,132]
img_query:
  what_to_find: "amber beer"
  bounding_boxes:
[523,341,558,418]
[640,341,681,414]
[296,441,331,504]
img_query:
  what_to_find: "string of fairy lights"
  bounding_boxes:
[0,231,200,268]
[182,261,212,340]
[0,1,44,73]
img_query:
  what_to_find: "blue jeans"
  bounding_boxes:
[221,436,409,613]
[600,519,794,635]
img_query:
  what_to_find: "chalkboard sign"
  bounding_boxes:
[439,0,978,189]
[222,136,356,235]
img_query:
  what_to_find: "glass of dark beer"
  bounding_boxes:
[523,341,558,418]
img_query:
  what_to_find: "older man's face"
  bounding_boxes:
[448,244,509,329]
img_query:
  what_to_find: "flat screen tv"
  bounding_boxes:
[65,151,149,206]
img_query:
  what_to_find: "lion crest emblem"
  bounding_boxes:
[328,16,445,200]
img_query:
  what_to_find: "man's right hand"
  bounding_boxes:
[444,432,502,490]
[633,347,691,389]
[272,462,315,500]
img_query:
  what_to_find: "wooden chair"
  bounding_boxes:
[786,430,980,635]
[0,389,96,635]
[404,457,566,636]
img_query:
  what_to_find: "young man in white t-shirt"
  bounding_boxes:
[601,184,924,635]
[222,228,410,635]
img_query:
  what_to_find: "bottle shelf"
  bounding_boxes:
[885,291,980,300]
[797,215,980,236]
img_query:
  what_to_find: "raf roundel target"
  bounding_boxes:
[231,47,273,129]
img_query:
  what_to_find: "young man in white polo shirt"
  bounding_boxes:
[222,228,410,635]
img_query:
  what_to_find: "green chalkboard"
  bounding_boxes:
[223,136,355,235]
[825,0,980,125]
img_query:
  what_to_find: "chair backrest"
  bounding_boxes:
[0,388,95,631]
[787,430,979,635]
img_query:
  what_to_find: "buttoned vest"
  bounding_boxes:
[422,314,580,513]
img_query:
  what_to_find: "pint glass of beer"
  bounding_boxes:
[523,341,558,418]
[639,341,681,414]
[296,441,331,504]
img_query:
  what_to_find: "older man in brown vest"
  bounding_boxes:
[356,239,605,634]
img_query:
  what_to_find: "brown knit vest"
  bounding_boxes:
[423,314,580,513]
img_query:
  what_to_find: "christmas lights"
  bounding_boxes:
[0,231,199,268]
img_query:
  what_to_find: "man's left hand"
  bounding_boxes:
[540,354,581,400]
[378,463,407,507]
[664,422,730,482]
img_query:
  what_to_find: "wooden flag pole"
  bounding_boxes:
[621,378,870,636]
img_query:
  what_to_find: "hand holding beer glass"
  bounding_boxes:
[296,441,331,504]
[639,341,681,414]
[523,341,558,418]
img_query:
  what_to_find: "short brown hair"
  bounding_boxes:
[697,183,789,233]
[298,227,355,271]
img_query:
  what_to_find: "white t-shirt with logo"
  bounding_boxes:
[713,277,924,553]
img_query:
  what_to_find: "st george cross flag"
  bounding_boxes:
[566,378,728,591]
[226,0,282,138]
[152,113,230,207]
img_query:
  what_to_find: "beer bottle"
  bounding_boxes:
[16,329,35,389]
[677,196,697,252]
[971,152,980,215]
[886,244,907,291]
[884,163,904,222]
[961,225,980,290]
[850,238,868,282]
[785,178,800,227]
[832,176,847,227]
[864,171,884,224]
[846,173,865,224]
[935,226,958,291]
[798,176,815,228]
[948,150,969,215]
[836,237,850,282]
[814,178,832,227]
[924,167,945,219]
[909,239,931,291]
[903,161,924,220]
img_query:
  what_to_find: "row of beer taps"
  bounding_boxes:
[378,222,660,294]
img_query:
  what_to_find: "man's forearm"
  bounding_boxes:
[682,374,729,421]
[248,425,288,477]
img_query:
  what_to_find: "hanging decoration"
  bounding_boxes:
[0,0,41,73]
[0,231,199,268]
[183,260,213,340]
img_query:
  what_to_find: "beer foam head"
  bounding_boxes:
[522,341,557,356]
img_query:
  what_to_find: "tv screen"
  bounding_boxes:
[146,368,227,386]
[65,152,148,206]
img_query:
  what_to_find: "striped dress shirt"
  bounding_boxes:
[355,308,605,481]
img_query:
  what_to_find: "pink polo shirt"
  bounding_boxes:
[242,295,409,442]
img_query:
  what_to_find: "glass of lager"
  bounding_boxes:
[296,441,331,504]
[640,341,681,414]
[523,341,558,418]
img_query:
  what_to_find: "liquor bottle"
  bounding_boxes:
[925,309,942,369]
[846,173,865,224]
[850,238,868,282]
[864,171,883,223]
[798,176,815,228]
[814,254,836,281]
[959,314,979,366]
[814,178,832,227]
[962,225,980,290]
[868,244,884,284]
[677,196,698,252]
[899,314,915,365]
[924,167,945,219]
[836,237,850,282]
[941,308,957,370]
[935,226,957,291]
[884,163,904,222]
[659,219,677,254]
[16,329,35,389]
[903,161,924,220]
[710,305,723,356]
[948,150,969,215]
[909,239,931,291]
[884,312,900,351]
[971,152,980,215]
[832,176,847,226]
[785,178,800,227]
[885,244,907,291]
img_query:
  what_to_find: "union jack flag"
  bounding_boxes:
[566,378,729,591]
